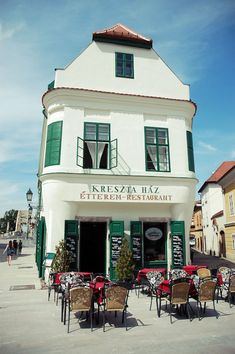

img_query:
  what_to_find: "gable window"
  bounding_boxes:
[45,121,63,167]
[145,127,170,172]
[115,52,134,78]
[229,194,235,216]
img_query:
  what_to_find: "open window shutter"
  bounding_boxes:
[170,221,186,268]
[110,138,118,169]
[130,221,142,268]
[186,131,195,172]
[109,221,124,280]
[64,220,78,271]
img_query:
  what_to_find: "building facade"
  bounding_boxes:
[217,163,235,262]
[37,24,197,279]
[190,201,203,252]
[198,161,235,257]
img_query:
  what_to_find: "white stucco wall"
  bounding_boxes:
[201,184,224,254]
[55,41,189,100]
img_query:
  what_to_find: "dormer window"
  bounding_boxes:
[115,52,134,78]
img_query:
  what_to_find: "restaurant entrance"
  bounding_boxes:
[79,221,107,274]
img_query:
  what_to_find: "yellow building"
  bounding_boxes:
[218,162,235,262]
[190,201,203,252]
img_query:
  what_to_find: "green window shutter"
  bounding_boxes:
[170,221,186,268]
[36,217,46,278]
[109,221,124,280]
[186,131,195,172]
[130,221,142,236]
[110,220,124,236]
[45,121,63,167]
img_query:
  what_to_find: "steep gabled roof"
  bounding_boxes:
[92,23,152,49]
[198,161,235,193]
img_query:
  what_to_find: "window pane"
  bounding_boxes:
[147,145,157,170]
[158,129,168,144]
[125,61,133,77]
[146,128,156,144]
[159,146,169,171]
[98,125,109,141]
[85,123,96,140]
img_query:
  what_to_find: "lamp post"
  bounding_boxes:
[26,188,33,239]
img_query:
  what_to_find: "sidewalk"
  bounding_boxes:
[0,243,235,354]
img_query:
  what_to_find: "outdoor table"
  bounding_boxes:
[156,278,198,317]
[183,265,207,276]
[137,268,166,284]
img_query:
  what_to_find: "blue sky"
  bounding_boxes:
[0,0,235,217]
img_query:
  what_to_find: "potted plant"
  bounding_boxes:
[51,239,72,273]
[116,238,135,288]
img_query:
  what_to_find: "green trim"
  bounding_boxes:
[48,81,54,90]
[64,220,78,271]
[93,36,152,49]
[186,131,195,172]
[109,220,124,280]
[115,52,134,79]
[144,126,171,172]
[170,221,186,268]
[130,221,142,268]
[45,121,63,167]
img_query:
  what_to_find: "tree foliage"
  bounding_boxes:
[116,238,134,281]
[0,209,17,232]
[51,240,72,273]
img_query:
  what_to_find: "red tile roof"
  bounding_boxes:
[198,161,235,193]
[93,23,152,48]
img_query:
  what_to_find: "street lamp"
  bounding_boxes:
[26,189,33,239]
[26,188,33,206]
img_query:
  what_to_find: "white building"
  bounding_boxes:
[198,162,234,256]
[37,24,197,279]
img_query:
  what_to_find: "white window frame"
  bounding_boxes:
[232,234,235,250]
[229,193,235,216]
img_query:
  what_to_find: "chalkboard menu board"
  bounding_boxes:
[65,236,78,270]
[172,234,184,268]
[132,236,142,266]
[111,236,122,267]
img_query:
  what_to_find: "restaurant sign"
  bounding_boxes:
[79,184,173,203]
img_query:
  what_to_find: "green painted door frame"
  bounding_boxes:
[36,217,47,278]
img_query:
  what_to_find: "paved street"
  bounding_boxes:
[0,239,235,354]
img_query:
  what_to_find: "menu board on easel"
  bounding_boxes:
[131,236,142,267]
[172,233,185,268]
[111,236,122,268]
[65,235,78,270]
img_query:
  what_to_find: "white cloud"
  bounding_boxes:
[198,141,218,152]
[0,22,25,41]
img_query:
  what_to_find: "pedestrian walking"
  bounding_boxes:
[18,240,23,255]
[3,240,15,266]
[13,239,18,255]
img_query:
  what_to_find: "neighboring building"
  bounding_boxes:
[198,161,235,256]
[217,162,235,262]
[37,24,197,279]
[15,210,28,233]
[190,201,203,252]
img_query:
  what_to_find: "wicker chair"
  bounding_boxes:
[67,287,93,333]
[196,268,211,281]
[103,285,129,331]
[166,282,191,324]
[146,271,164,310]
[195,280,218,320]
[217,267,231,301]
[228,275,235,307]
[170,269,189,281]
